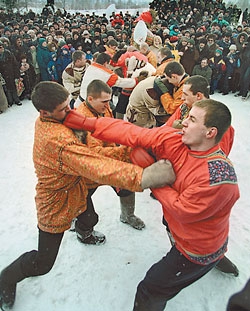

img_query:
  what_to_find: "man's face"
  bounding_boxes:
[76,55,86,68]
[200,59,208,68]
[45,97,71,121]
[165,74,178,86]
[157,51,163,64]
[182,84,199,107]
[181,106,209,150]
[88,91,111,114]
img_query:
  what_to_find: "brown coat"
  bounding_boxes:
[33,117,143,233]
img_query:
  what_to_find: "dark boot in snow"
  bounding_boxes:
[215,256,239,277]
[75,221,106,245]
[0,254,26,310]
[120,193,145,230]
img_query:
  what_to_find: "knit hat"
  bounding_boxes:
[215,48,223,55]
[229,44,237,51]
[170,36,178,43]
[61,44,69,50]
[188,38,195,45]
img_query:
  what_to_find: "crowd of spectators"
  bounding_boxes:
[0,0,250,114]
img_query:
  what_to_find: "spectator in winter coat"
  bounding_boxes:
[10,35,32,64]
[236,37,250,100]
[0,80,174,311]
[217,32,232,58]
[19,55,36,100]
[47,52,59,82]
[192,58,212,85]
[206,34,219,59]
[166,36,180,62]
[111,14,124,28]
[209,48,226,94]
[36,38,51,81]
[195,38,210,64]
[179,38,198,75]
[222,44,240,95]
[29,42,40,86]
[0,40,22,106]
[0,78,8,113]
[56,44,72,83]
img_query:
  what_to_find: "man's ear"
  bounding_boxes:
[40,109,51,118]
[206,127,218,139]
[87,95,93,104]
[196,92,203,100]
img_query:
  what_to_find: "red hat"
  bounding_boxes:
[170,36,178,43]
[135,11,153,24]
[61,44,69,50]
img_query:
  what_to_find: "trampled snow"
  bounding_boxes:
[0,92,250,311]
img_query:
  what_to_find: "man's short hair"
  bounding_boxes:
[95,52,111,65]
[159,47,174,59]
[72,50,85,63]
[87,79,112,98]
[184,75,210,98]
[32,81,69,112]
[194,99,231,143]
[164,61,185,77]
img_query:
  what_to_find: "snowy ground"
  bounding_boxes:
[0,92,250,311]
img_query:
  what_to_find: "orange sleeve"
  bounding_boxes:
[160,93,183,115]
[107,73,119,87]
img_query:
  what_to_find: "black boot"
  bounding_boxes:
[0,254,26,310]
[75,221,106,245]
[215,256,239,277]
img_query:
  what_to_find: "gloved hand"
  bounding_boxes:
[130,147,155,168]
[63,110,97,131]
[141,159,176,189]
[153,77,169,96]
[126,55,137,76]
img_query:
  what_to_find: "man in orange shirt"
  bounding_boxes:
[76,80,145,230]
[0,81,175,310]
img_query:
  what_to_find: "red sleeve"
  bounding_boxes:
[219,125,234,155]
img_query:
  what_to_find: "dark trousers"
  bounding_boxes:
[133,246,219,311]
[4,189,98,283]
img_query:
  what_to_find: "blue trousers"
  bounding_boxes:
[133,246,219,311]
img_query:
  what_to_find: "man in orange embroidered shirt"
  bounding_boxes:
[0,81,175,310]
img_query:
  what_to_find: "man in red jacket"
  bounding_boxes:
[64,98,240,311]
[165,75,238,276]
